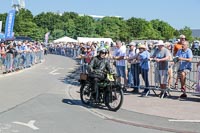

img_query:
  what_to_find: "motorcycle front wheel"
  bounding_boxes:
[105,86,124,111]
[80,83,92,105]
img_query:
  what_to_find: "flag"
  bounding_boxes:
[45,32,50,44]
[5,10,16,40]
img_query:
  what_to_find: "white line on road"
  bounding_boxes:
[13,120,39,130]
[49,69,60,75]
[168,119,200,123]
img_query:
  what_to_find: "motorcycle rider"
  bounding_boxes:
[87,47,112,102]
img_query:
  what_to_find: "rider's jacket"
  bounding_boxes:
[88,56,112,73]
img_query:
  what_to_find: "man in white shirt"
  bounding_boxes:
[113,41,127,89]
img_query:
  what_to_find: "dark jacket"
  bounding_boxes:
[88,56,112,73]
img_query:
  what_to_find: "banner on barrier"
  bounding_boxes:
[5,10,16,40]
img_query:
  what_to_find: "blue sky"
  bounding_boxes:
[0,0,199,29]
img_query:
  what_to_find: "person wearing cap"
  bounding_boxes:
[175,41,193,98]
[137,44,150,95]
[126,42,140,93]
[173,35,186,88]
[113,40,127,90]
[173,34,186,56]
[165,42,174,89]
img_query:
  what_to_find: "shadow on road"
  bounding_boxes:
[62,98,109,111]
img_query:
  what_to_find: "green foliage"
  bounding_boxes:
[179,26,193,41]
[151,19,175,40]
[0,13,7,32]
[0,10,194,42]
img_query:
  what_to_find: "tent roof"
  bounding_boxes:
[53,36,77,43]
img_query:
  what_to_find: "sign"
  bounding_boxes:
[0,21,2,32]
[5,10,16,40]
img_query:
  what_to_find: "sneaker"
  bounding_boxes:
[180,93,187,98]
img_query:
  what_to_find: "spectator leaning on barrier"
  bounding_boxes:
[165,42,174,89]
[173,34,186,88]
[173,34,186,56]
[126,42,140,93]
[113,41,127,89]
[151,40,170,97]
[138,44,150,95]
[175,41,193,98]
[0,42,7,70]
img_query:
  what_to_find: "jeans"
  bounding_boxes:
[128,68,133,86]
[141,68,149,92]
[6,53,13,71]
[131,63,141,89]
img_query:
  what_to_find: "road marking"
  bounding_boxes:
[49,69,60,75]
[13,120,39,130]
[168,119,200,123]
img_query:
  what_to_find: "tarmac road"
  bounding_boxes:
[0,54,199,133]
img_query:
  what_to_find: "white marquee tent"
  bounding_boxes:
[53,36,77,43]
[77,37,113,44]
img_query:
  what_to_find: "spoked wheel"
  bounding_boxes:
[80,84,92,105]
[105,86,124,111]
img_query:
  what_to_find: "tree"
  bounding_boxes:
[34,12,62,32]
[127,17,160,40]
[0,13,7,33]
[151,19,175,40]
[74,15,96,38]
[179,26,193,41]
[51,29,65,39]
[99,17,124,40]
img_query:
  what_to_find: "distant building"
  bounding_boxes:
[192,29,200,38]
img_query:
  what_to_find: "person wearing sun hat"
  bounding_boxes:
[137,44,150,95]
[151,40,170,98]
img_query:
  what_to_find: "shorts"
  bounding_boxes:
[116,66,126,78]
[177,69,190,78]
[155,70,168,84]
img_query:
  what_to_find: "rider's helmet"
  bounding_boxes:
[97,46,108,54]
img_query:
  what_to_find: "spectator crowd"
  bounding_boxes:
[0,40,46,74]
[48,34,200,99]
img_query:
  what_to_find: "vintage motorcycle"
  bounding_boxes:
[79,71,124,111]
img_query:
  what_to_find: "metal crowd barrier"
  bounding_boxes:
[48,46,200,98]
[0,50,44,74]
